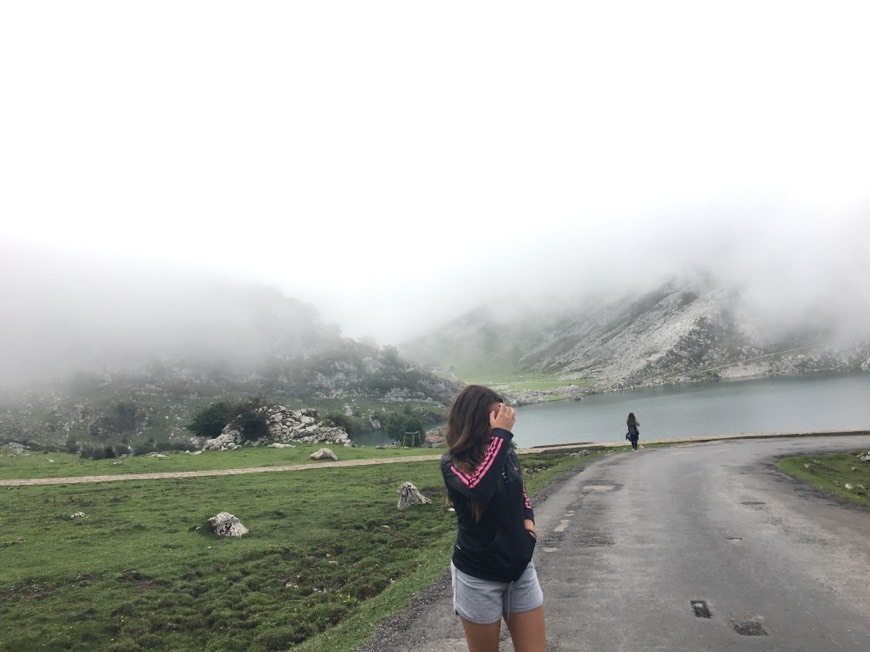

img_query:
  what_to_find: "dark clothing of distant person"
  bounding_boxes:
[626,421,640,451]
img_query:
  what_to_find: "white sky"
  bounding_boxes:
[2,1,869,343]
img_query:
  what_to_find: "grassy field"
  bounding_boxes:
[0,448,593,651]
[777,450,870,508]
[0,445,438,481]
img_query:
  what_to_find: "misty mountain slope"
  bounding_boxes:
[397,305,560,379]
[0,278,461,451]
[400,280,870,393]
[523,286,751,385]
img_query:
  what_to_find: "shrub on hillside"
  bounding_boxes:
[229,397,270,442]
[186,397,270,442]
[186,402,232,438]
[384,409,424,447]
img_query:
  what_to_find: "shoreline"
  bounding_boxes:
[521,428,870,454]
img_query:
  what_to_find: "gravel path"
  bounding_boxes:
[0,454,445,486]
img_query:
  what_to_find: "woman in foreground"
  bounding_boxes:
[441,385,546,652]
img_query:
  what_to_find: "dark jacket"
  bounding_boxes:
[441,428,536,582]
[627,423,639,440]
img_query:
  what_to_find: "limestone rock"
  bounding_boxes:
[203,431,241,451]
[397,481,431,510]
[208,512,249,537]
[423,426,446,448]
[310,448,338,461]
[201,405,353,452]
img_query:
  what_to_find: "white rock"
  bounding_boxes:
[207,512,249,537]
[397,481,431,510]
[310,448,338,461]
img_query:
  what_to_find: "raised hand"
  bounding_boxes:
[490,402,516,432]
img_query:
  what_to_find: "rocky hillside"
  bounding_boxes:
[0,285,461,452]
[400,279,870,397]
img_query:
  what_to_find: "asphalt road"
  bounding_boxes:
[359,435,870,651]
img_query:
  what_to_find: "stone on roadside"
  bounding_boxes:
[207,512,249,537]
[310,448,338,461]
[397,481,431,511]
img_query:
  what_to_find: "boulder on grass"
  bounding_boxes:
[397,481,431,511]
[207,512,249,537]
[310,448,338,461]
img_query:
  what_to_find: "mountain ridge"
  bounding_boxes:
[399,279,870,399]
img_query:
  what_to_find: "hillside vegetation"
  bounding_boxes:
[0,286,460,455]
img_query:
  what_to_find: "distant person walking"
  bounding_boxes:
[626,412,640,451]
[441,385,546,652]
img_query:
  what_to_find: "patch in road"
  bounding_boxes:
[581,483,618,493]
[730,614,769,636]
[575,531,615,547]
[691,600,712,618]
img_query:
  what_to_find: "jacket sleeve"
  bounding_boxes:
[511,447,535,522]
[522,484,535,522]
[442,429,513,502]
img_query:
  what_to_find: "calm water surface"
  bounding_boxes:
[354,372,870,448]
[513,372,870,447]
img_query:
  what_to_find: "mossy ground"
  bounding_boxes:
[0,449,592,651]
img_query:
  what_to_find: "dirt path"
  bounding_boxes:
[0,455,445,486]
[2,429,866,487]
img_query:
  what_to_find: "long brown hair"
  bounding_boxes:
[445,385,503,521]
[627,412,637,427]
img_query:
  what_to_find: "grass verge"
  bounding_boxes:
[776,450,870,508]
[0,445,438,481]
[0,449,595,651]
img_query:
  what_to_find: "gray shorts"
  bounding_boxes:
[451,561,544,625]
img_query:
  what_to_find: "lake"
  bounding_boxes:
[514,371,870,447]
[354,372,870,448]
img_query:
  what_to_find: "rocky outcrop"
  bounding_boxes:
[265,406,351,447]
[203,406,352,451]
[203,431,243,451]
[423,426,446,448]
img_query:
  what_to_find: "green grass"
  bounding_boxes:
[0,445,439,481]
[0,449,596,651]
[777,451,870,508]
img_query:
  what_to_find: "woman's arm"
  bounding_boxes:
[442,428,513,500]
